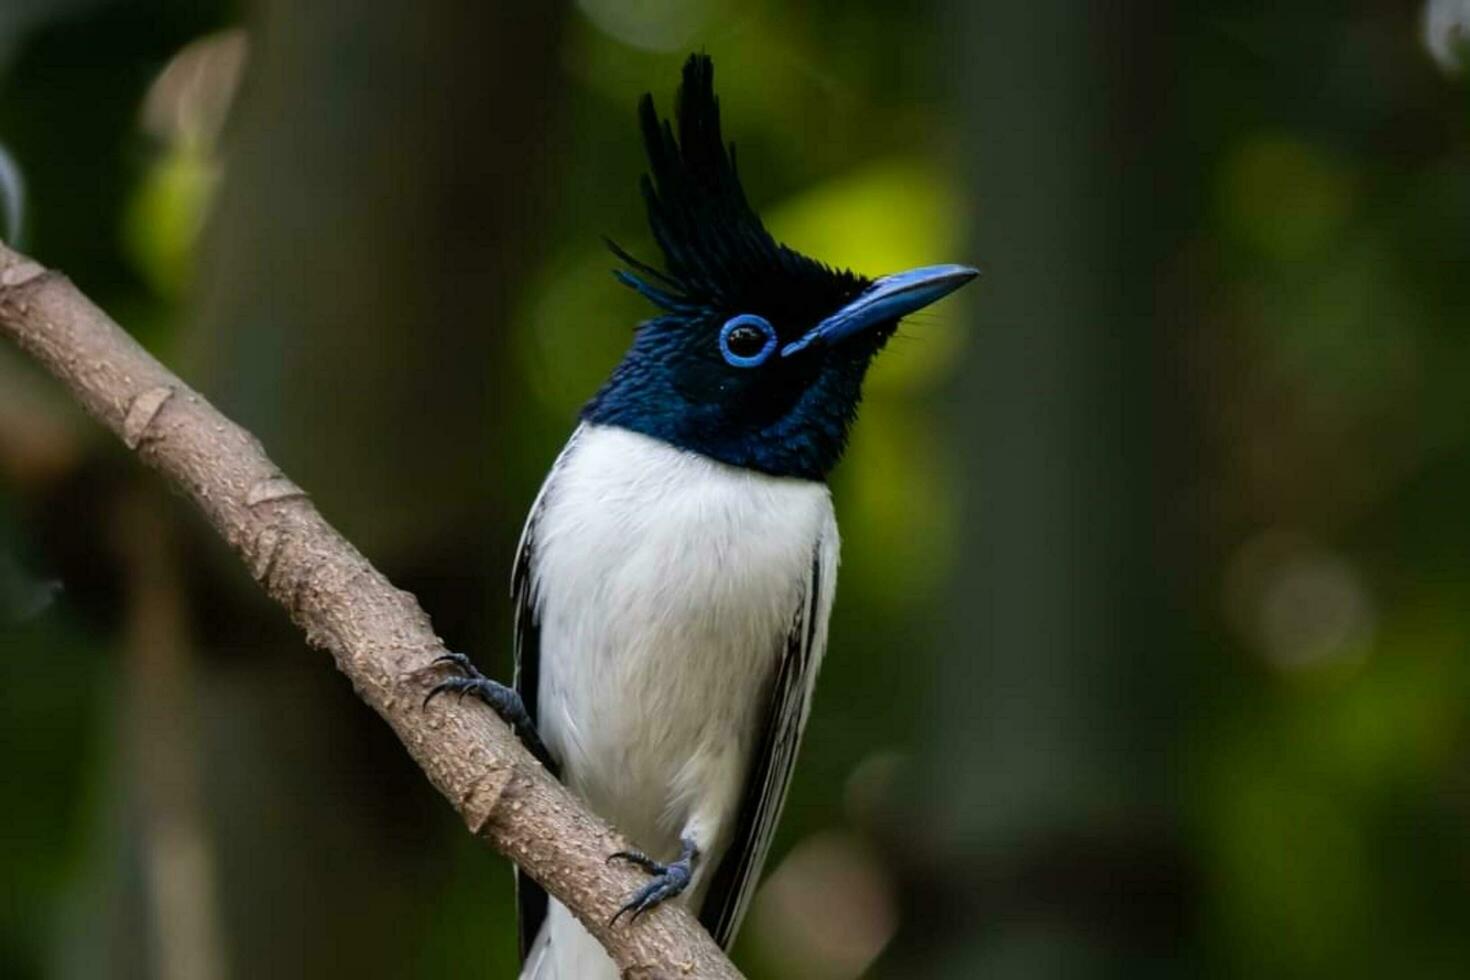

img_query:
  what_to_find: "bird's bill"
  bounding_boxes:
[780,263,980,357]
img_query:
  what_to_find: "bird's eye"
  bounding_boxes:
[719,314,778,368]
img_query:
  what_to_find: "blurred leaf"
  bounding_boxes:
[1219,135,1357,263]
[837,403,956,611]
[123,143,216,300]
[576,0,730,52]
[516,246,644,417]
[1207,767,1371,976]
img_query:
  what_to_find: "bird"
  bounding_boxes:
[427,53,977,979]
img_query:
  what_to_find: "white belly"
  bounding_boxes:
[530,424,834,868]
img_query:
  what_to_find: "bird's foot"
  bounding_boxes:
[424,652,553,768]
[607,838,698,926]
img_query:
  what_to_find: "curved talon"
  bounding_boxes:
[430,651,473,671]
[423,675,477,708]
[607,849,661,873]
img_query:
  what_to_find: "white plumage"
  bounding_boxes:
[519,423,838,980]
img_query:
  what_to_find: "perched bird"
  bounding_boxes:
[430,54,977,979]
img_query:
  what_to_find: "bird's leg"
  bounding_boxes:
[424,652,553,769]
[607,836,699,925]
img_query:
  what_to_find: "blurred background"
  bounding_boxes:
[3,1,1470,977]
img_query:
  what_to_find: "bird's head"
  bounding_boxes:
[582,54,978,481]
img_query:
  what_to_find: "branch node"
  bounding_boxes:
[249,525,285,586]
[0,259,45,289]
[461,766,512,837]
[123,385,174,449]
[247,475,308,507]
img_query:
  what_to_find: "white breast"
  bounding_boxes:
[529,423,834,859]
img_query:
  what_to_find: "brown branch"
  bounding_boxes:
[0,241,742,980]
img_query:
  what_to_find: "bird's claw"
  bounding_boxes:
[421,652,555,770]
[422,651,505,708]
[607,840,697,927]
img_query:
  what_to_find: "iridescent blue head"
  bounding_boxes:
[582,55,978,481]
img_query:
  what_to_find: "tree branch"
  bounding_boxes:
[0,241,742,980]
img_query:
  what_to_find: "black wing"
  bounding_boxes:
[512,492,550,961]
[513,431,580,962]
[699,540,833,948]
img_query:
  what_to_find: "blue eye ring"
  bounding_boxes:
[719,314,778,368]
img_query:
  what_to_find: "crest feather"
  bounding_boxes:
[612,54,863,316]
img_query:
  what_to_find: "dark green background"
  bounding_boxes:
[3,1,1470,977]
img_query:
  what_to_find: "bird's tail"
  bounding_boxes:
[519,899,620,980]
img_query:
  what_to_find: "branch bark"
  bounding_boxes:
[0,241,742,980]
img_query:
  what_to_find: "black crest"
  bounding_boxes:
[613,55,864,319]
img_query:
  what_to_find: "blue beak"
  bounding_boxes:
[781,263,980,358]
